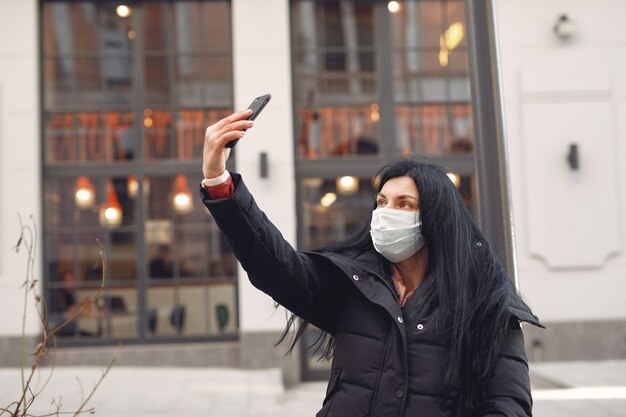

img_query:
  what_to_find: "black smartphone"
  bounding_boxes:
[226,93,272,148]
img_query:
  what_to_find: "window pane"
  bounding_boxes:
[299,176,373,249]
[47,233,102,283]
[146,283,237,337]
[145,174,238,281]
[46,235,139,340]
[44,57,133,109]
[44,176,137,229]
[448,49,469,73]
[44,112,135,164]
[43,3,134,55]
[47,287,139,339]
[144,55,232,107]
[42,0,236,344]
[144,2,231,52]
[446,1,467,49]
[292,1,376,161]
[295,106,380,159]
[394,50,446,78]
[449,76,471,101]
[391,0,472,156]
[395,104,473,156]
[391,1,443,49]
[145,174,207,220]
[109,232,137,280]
[143,109,231,160]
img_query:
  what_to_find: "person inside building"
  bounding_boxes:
[149,244,174,279]
[51,270,93,336]
[199,109,543,416]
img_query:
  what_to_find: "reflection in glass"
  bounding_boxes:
[42,3,134,54]
[44,57,133,108]
[292,1,377,159]
[391,1,443,49]
[144,55,232,107]
[391,0,472,156]
[143,1,232,52]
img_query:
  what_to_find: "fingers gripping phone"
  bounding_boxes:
[226,93,272,148]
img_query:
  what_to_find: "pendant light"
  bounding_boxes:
[99,180,123,229]
[75,176,95,209]
[127,175,139,199]
[336,176,359,195]
[172,174,193,214]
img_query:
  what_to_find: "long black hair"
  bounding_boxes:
[279,156,518,410]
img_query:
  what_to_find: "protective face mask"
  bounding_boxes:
[370,207,426,263]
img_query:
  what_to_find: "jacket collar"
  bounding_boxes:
[506,291,545,328]
[312,247,544,329]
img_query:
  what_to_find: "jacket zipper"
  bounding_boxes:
[323,252,410,417]
[323,252,412,417]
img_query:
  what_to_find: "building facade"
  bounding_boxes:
[496,0,626,361]
[0,0,624,384]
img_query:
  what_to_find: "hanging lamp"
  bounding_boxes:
[99,180,123,228]
[75,176,95,209]
[172,174,193,215]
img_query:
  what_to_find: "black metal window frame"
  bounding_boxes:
[39,0,239,347]
[290,0,515,381]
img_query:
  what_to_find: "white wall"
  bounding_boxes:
[497,0,626,322]
[0,0,41,335]
[232,0,296,332]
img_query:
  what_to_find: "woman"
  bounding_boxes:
[200,110,543,417]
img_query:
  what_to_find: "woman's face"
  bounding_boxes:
[376,176,419,212]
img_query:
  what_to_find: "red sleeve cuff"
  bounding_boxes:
[205,176,234,199]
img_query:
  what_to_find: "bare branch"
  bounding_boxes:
[72,346,119,417]
[5,216,117,417]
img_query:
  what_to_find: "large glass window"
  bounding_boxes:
[291,0,477,379]
[42,1,237,344]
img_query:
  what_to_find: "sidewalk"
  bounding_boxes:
[1,360,625,417]
[530,360,626,417]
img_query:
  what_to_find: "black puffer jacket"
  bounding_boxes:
[201,173,543,417]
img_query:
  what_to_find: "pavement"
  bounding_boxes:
[1,360,625,417]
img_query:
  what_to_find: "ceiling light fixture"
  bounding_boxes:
[75,176,95,209]
[116,5,132,18]
[99,180,123,229]
[173,174,193,215]
[387,1,401,13]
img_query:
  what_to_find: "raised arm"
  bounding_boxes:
[200,112,345,333]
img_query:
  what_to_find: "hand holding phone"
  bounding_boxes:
[226,93,272,148]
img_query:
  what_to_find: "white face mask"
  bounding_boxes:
[370,207,426,263]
